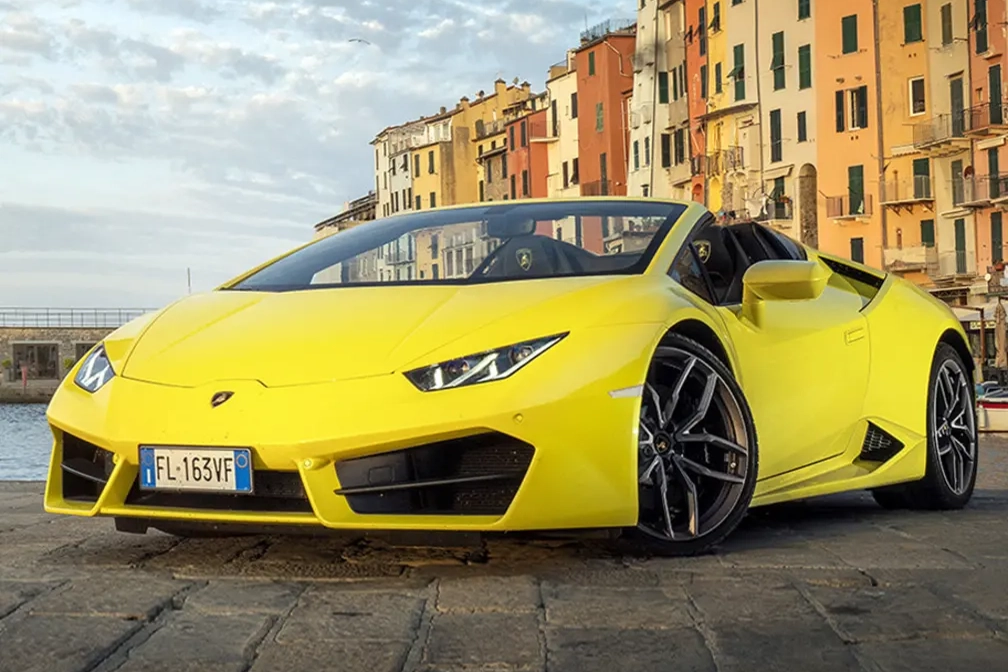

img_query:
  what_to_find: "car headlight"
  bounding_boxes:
[404,333,567,391]
[74,344,115,393]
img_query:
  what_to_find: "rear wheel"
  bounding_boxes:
[871,342,978,510]
[631,334,759,556]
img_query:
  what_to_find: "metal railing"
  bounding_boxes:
[826,193,873,218]
[527,117,555,141]
[912,113,968,148]
[755,200,793,221]
[580,180,617,196]
[954,174,1008,205]
[881,176,932,203]
[474,119,506,140]
[966,100,1008,131]
[883,245,938,272]
[0,308,155,329]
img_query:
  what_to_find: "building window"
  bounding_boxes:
[588,51,596,75]
[674,129,685,164]
[993,212,1004,263]
[570,92,578,117]
[769,109,782,163]
[562,161,570,188]
[698,6,707,55]
[797,111,808,141]
[835,90,846,131]
[10,343,59,381]
[771,31,785,90]
[940,3,953,45]
[521,169,529,196]
[975,0,989,53]
[415,195,421,209]
[644,137,651,165]
[909,77,926,115]
[427,150,435,174]
[848,164,865,213]
[509,126,515,150]
[633,140,640,170]
[479,180,484,201]
[660,133,672,168]
[903,4,923,43]
[414,154,420,177]
[798,0,810,20]
[520,121,527,146]
[842,14,858,54]
[658,71,669,103]
[595,102,604,132]
[502,153,507,177]
[731,44,745,101]
[571,157,579,182]
[921,219,935,247]
[429,192,436,208]
[714,62,722,94]
[798,45,812,89]
[836,86,868,130]
[510,174,516,199]
[711,2,721,31]
[850,237,865,263]
[700,64,708,99]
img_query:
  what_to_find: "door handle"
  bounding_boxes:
[844,326,866,344]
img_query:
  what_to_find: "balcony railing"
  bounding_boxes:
[880,176,932,203]
[826,193,873,218]
[912,113,969,149]
[581,180,617,196]
[528,117,557,141]
[883,245,939,273]
[966,100,1008,133]
[935,250,971,276]
[474,119,506,140]
[955,174,1008,205]
[755,200,793,221]
[0,308,156,329]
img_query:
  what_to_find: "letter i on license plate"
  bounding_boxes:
[139,447,254,493]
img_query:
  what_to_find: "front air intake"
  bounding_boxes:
[859,422,904,463]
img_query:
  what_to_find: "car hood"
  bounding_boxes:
[120,277,634,388]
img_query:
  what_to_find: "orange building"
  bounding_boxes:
[573,20,636,198]
[506,106,550,201]
[684,0,708,204]
[814,1,885,269]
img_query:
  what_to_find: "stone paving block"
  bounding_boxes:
[545,626,714,672]
[425,612,541,668]
[801,582,994,642]
[687,576,820,623]
[274,587,424,643]
[541,583,693,630]
[184,579,303,615]
[39,529,180,569]
[143,536,268,574]
[715,539,850,570]
[249,640,410,672]
[27,573,187,620]
[818,536,975,569]
[707,617,858,671]
[436,575,540,613]
[0,615,141,672]
[0,580,60,619]
[858,637,1008,672]
[0,512,50,532]
[115,612,272,672]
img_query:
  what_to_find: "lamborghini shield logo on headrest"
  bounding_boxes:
[516,248,532,271]
[694,239,711,263]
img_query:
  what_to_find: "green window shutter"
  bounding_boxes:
[797,111,807,141]
[733,44,745,100]
[920,219,935,247]
[701,64,708,98]
[941,4,953,46]
[595,102,603,132]
[798,45,812,89]
[835,90,846,132]
[913,157,931,198]
[658,72,669,103]
[633,140,640,170]
[976,0,989,54]
[842,14,858,54]
[848,164,865,213]
[850,237,865,263]
[588,51,596,75]
[993,212,1004,263]
[714,62,722,93]
[903,4,923,43]
[798,0,810,20]
[772,32,785,90]
[769,109,782,163]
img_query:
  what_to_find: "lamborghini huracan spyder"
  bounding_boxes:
[44,198,979,555]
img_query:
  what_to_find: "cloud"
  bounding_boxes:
[0,0,632,308]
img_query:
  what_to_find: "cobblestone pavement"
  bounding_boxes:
[2,439,1008,672]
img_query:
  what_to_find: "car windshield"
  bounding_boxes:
[228,199,689,291]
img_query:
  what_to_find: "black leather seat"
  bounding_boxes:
[494,235,572,277]
[692,227,742,304]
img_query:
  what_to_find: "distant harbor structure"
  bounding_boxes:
[0,308,155,403]
[313,190,377,239]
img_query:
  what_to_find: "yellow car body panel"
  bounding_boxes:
[41,197,974,534]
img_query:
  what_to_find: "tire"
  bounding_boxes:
[871,342,978,510]
[628,333,759,556]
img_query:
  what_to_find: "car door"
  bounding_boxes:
[674,220,870,480]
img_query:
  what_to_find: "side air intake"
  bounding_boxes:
[859,422,904,463]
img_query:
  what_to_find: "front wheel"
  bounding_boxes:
[630,334,759,556]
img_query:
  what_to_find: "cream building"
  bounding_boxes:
[659,0,693,200]
[754,0,818,244]
[545,53,580,198]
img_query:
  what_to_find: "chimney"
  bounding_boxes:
[521,81,531,95]
[439,106,447,114]
[460,95,470,109]
[494,79,507,97]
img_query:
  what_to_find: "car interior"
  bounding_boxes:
[687,221,806,305]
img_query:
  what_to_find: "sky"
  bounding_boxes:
[0,0,633,309]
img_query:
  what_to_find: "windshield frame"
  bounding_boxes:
[225,198,691,292]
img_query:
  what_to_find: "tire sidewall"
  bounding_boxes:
[924,343,979,507]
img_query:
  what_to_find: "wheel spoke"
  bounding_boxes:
[672,462,700,537]
[645,383,665,428]
[679,371,717,433]
[674,454,745,484]
[677,432,749,456]
[656,460,676,540]
[662,356,696,430]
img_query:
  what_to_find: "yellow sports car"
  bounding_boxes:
[43,197,979,555]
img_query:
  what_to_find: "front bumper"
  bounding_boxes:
[43,324,660,532]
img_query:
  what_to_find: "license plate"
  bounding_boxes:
[139,446,253,493]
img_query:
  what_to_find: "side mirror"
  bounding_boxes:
[740,260,831,327]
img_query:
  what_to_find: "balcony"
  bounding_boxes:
[954,174,1008,207]
[934,250,974,278]
[826,193,873,219]
[474,119,506,140]
[528,117,558,143]
[690,146,745,177]
[911,113,972,157]
[754,200,793,221]
[965,100,1008,137]
[879,176,933,213]
[883,245,939,274]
